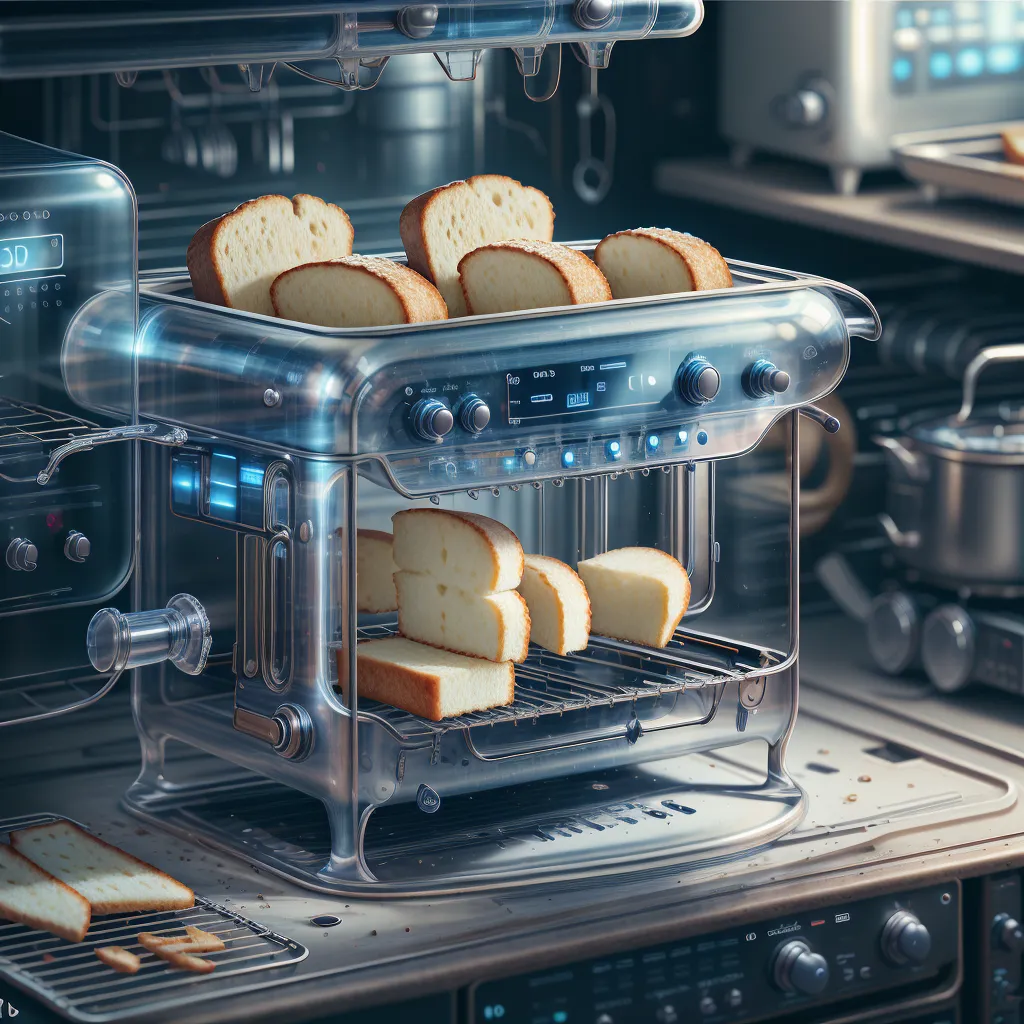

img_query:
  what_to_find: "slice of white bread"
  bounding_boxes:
[351,637,515,721]
[11,821,194,915]
[355,529,399,614]
[396,570,530,663]
[458,240,612,315]
[270,255,448,327]
[392,509,523,592]
[0,843,92,943]
[1002,127,1024,166]
[186,194,354,316]
[96,946,141,974]
[400,175,554,317]
[594,228,732,299]
[576,547,691,648]
[518,554,592,656]
[138,926,226,955]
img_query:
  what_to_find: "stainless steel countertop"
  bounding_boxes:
[654,157,1024,276]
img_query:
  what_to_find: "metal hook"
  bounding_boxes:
[523,44,562,103]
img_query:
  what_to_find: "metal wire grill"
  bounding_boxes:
[0,668,113,726]
[0,398,99,458]
[349,623,772,741]
[0,815,308,1023]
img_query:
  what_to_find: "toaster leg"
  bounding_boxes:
[830,165,862,196]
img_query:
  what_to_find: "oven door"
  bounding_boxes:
[0,131,141,727]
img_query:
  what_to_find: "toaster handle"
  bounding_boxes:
[35,423,188,486]
[86,593,211,676]
[958,342,1024,423]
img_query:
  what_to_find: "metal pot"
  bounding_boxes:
[875,343,1024,595]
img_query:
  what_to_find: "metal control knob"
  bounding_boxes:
[573,0,614,30]
[745,358,791,399]
[882,910,931,966]
[994,914,1024,952]
[6,537,38,572]
[396,4,438,38]
[772,939,829,995]
[409,398,454,442]
[676,357,721,405]
[921,604,975,693]
[867,591,920,675]
[781,89,828,127]
[456,394,490,434]
[64,530,92,563]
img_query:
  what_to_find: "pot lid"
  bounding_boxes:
[910,402,1024,454]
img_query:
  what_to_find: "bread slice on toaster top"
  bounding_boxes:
[352,637,515,721]
[392,509,524,592]
[458,240,612,315]
[399,175,554,317]
[594,228,732,299]
[270,255,448,327]
[518,554,592,656]
[186,193,354,317]
[0,843,92,943]
[1003,127,1024,166]
[577,547,691,648]
[11,820,195,915]
[355,529,399,614]
[396,571,531,663]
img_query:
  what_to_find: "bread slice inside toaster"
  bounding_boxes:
[396,571,530,663]
[0,843,92,943]
[577,547,691,648]
[353,637,515,721]
[270,255,448,327]
[594,228,732,299]
[11,820,195,915]
[399,175,554,317]
[458,240,612,315]
[518,554,592,656]
[354,529,399,614]
[186,193,354,317]
[392,509,524,593]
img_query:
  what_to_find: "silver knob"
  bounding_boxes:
[745,358,791,399]
[271,704,313,761]
[881,910,931,966]
[994,914,1024,952]
[781,88,827,126]
[397,5,438,39]
[64,530,92,563]
[409,398,454,442]
[772,939,829,995]
[921,605,975,693]
[867,592,920,675]
[573,0,614,30]
[456,394,490,434]
[6,537,38,572]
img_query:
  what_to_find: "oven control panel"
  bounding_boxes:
[469,883,959,1023]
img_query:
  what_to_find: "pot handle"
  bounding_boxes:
[878,512,921,550]
[872,435,929,482]
[958,342,1024,422]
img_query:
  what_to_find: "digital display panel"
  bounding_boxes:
[0,233,63,276]
[506,356,662,422]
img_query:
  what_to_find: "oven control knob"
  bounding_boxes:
[676,357,720,405]
[744,359,791,399]
[456,394,490,434]
[994,914,1024,952]
[409,398,454,441]
[64,531,92,563]
[6,537,38,572]
[882,910,931,966]
[772,940,829,995]
[867,591,920,675]
[921,605,975,693]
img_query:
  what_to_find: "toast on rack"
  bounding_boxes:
[594,228,732,298]
[400,175,554,317]
[187,193,354,316]
[518,554,592,656]
[0,843,92,943]
[271,255,447,327]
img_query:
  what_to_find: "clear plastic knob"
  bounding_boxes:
[6,537,37,572]
[409,397,454,441]
[64,530,92,563]
[87,593,211,676]
[397,4,439,38]
[676,357,720,405]
[745,359,791,399]
[457,394,491,434]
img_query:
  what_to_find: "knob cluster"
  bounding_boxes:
[408,394,490,441]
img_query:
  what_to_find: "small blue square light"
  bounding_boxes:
[956,47,984,77]
[561,450,575,468]
[646,433,660,452]
[929,50,953,79]
[892,57,913,82]
[605,440,621,461]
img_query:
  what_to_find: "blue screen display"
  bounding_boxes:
[566,391,591,409]
[0,233,63,275]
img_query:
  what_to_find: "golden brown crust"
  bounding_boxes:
[399,185,447,282]
[595,228,733,292]
[522,554,592,655]
[1002,128,1024,166]
[96,946,141,974]
[160,949,218,974]
[0,845,91,943]
[11,822,195,915]
[356,528,394,544]
[457,240,612,314]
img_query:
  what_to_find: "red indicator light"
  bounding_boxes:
[811,920,825,927]
[46,511,63,532]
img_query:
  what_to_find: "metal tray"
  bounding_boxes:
[0,815,308,1023]
[893,122,1024,208]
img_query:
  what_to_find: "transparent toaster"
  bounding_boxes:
[62,254,880,895]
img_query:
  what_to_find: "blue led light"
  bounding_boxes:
[503,456,517,471]
[956,47,984,77]
[171,466,194,493]
[929,50,953,78]
[696,430,709,446]
[561,450,575,468]
[988,43,1021,74]
[676,429,689,446]
[646,434,660,451]
[892,57,913,82]
[239,464,265,487]
[605,440,621,461]
[209,452,238,518]
[553,1013,568,1024]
